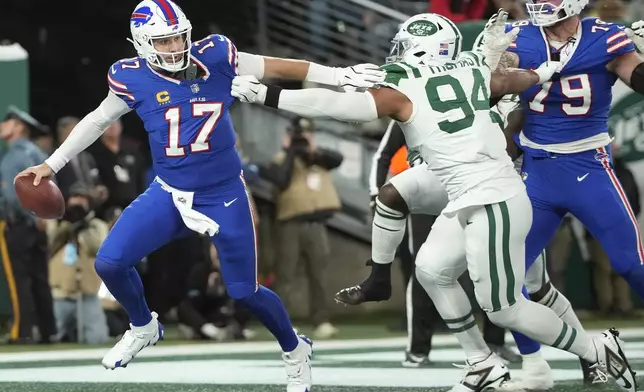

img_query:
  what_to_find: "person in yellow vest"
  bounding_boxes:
[47,183,109,344]
[267,116,343,339]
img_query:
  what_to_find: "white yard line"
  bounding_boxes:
[0,328,642,363]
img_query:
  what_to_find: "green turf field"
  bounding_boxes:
[0,327,641,392]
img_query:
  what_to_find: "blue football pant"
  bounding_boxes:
[94,177,299,351]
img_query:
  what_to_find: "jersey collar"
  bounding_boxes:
[146,57,211,85]
[539,22,582,71]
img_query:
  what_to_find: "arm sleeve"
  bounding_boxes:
[368,121,405,196]
[277,89,379,122]
[45,92,131,173]
[237,52,265,79]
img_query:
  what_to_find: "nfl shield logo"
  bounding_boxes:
[190,84,200,93]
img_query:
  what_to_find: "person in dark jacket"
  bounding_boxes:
[177,244,253,341]
[0,106,56,343]
[265,116,343,339]
[587,146,640,317]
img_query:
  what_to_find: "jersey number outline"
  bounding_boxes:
[529,74,591,116]
[164,102,224,157]
[425,69,489,134]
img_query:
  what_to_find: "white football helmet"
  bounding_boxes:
[386,13,462,66]
[526,0,589,26]
[472,30,485,55]
[128,0,192,72]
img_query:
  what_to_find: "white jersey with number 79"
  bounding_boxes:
[379,51,525,214]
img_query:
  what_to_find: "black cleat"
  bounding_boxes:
[334,260,392,306]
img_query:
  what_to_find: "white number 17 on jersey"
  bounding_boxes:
[164,102,224,157]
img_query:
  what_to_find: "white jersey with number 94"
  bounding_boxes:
[379,51,525,214]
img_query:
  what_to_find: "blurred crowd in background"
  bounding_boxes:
[0,0,641,359]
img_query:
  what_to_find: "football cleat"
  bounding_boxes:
[101,311,163,369]
[499,353,553,391]
[487,344,522,364]
[593,328,637,392]
[334,260,391,306]
[450,353,522,392]
[283,334,313,392]
[401,351,431,368]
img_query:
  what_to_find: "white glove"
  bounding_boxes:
[626,20,644,52]
[231,75,267,104]
[200,323,227,341]
[337,63,385,92]
[482,9,519,69]
[532,61,562,84]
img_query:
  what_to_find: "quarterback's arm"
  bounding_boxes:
[607,51,644,94]
[237,52,383,88]
[45,92,132,173]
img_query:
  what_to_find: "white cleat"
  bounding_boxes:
[282,334,313,392]
[594,328,637,392]
[500,352,554,390]
[101,311,164,369]
[450,353,524,392]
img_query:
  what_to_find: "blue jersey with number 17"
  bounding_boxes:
[505,18,635,153]
[106,34,241,191]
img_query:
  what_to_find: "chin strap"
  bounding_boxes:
[631,61,644,95]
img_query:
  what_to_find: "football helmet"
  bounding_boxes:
[386,13,462,66]
[128,0,192,72]
[526,0,589,27]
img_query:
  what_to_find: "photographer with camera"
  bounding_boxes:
[266,116,343,339]
[47,183,109,344]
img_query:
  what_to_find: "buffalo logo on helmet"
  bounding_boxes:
[131,6,154,27]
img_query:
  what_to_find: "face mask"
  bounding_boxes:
[64,205,88,223]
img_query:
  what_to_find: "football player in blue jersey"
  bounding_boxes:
[15,0,384,389]
[477,1,644,390]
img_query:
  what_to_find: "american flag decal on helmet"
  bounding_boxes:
[439,42,449,56]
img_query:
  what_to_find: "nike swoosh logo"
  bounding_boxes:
[224,198,238,207]
[577,173,589,182]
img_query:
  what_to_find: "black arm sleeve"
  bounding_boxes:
[312,148,344,170]
[370,121,406,195]
[264,147,297,191]
[631,61,644,95]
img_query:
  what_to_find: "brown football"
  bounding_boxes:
[14,174,65,219]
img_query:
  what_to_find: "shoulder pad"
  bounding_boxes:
[583,18,634,57]
[379,62,419,87]
[192,34,238,77]
[107,58,142,108]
